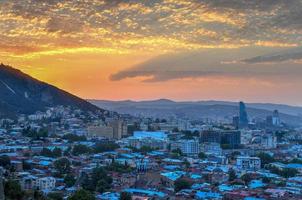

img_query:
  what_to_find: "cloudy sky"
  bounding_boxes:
[1,0,302,105]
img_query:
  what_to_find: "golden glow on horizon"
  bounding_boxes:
[0,0,302,104]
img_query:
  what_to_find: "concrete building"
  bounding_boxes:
[200,130,241,149]
[221,131,241,149]
[171,140,200,155]
[108,120,124,140]
[272,110,281,126]
[200,131,221,143]
[261,134,277,149]
[201,142,222,155]
[236,156,261,171]
[87,125,114,139]
[35,177,56,191]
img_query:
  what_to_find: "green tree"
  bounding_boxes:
[120,192,132,200]
[241,173,252,185]
[228,168,237,182]
[40,148,53,157]
[47,192,63,200]
[184,160,190,169]
[262,177,271,183]
[171,148,182,155]
[4,180,24,200]
[64,147,71,156]
[198,152,207,159]
[139,146,154,153]
[52,147,62,158]
[81,167,112,193]
[68,189,95,200]
[54,158,71,175]
[22,160,32,170]
[33,190,47,200]
[290,158,302,164]
[72,144,91,156]
[174,178,192,192]
[64,174,76,187]
[0,155,11,169]
[256,152,275,168]
[280,168,298,178]
[62,134,87,142]
[93,142,119,153]
[105,162,133,173]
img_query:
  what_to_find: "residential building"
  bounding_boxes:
[236,156,261,171]
[87,125,114,139]
[35,177,56,191]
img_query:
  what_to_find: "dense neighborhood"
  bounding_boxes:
[0,102,301,200]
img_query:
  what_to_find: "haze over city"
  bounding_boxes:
[1,0,302,105]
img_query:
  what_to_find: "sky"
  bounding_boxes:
[1,0,302,105]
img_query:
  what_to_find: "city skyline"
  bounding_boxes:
[1,0,302,105]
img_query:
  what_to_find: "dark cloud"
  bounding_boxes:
[243,47,302,63]
[110,70,219,82]
[110,49,302,82]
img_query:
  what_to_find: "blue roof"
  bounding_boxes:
[244,198,266,200]
[164,165,180,170]
[205,165,228,173]
[98,192,120,200]
[195,191,222,199]
[120,153,135,159]
[190,174,202,179]
[287,163,302,169]
[218,184,243,192]
[133,131,167,140]
[249,180,266,189]
[289,176,302,182]
[219,184,234,192]
[148,151,165,156]
[124,188,166,198]
[39,161,52,166]
[162,158,183,163]
[258,172,279,178]
[191,183,210,190]
[161,171,186,181]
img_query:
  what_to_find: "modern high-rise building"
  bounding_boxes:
[266,110,281,127]
[108,119,124,140]
[272,110,281,126]
[239,101,249,128]
[221,131,241,149]
[200,130,221,143]
[200,130,241,149]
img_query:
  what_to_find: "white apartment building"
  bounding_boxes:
[236,156,261,171]
[171,140,200,155]
[35,177,56,191]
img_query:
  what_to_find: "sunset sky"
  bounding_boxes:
[1,0,302,105]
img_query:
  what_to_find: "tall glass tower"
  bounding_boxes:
[239,101,248,128]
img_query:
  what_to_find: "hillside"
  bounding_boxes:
[90,99,302,126]
[0,64,102,118]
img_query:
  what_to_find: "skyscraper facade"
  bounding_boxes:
[239,101,248,128]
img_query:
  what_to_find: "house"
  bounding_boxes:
[123,188,167,199]
[160,171,186,187]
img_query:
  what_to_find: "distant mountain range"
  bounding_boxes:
[90,99,302,126]
[0,64,102,118]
